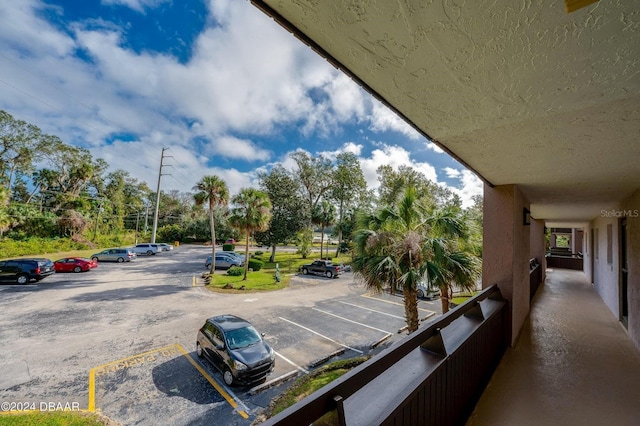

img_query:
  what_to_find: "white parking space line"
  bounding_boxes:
[362,293,435,312]
[278,317,363,354]
[338,301,404,319]
[274,351,309,374]
[312,308,394,335]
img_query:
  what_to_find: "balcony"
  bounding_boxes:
[261,268,640,425]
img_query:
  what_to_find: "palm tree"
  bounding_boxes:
[228,188,272,280]
[193,175,229,276]
[312,200,336,259]
[352,187,478,333]
[426,238,481,314]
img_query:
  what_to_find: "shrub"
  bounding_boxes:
[255,251,264,256]
[222,243,235,251]
[248,258,264,271]
[227,266,244,276]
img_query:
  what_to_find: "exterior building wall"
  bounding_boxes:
[483,184,530,344]
[583,225,593,283]
[591,214,621,317]
[622,189,640,352]
[530,218,546,284]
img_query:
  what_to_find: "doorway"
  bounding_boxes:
[621,218,628,329]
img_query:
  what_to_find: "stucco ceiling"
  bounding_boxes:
[252,0,640,223]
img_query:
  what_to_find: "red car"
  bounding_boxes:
[54,257,98,273]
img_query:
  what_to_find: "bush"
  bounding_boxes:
[227,266,244,276]
[255,250,264,256]
[222,243,235,251]
[248,258,264,271]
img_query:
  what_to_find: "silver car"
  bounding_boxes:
[417,281,440,300]
[90,248,137,263]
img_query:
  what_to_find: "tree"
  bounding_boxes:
[312,199,336,259]
[228,188,272,280]
[376,164,438,207]
[296,227,313,259]
[352,187,478,333]
[255,165,307,262]
[0,110,43,192]
[0,184,10,238]
[330,152,366,256]
[193,176,229,276]
[290,151,333,225]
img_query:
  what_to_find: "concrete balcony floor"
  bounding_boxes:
[468,269,640,426]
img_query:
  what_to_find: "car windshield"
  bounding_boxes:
[225,326,262,350]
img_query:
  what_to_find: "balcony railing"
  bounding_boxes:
[262,285,507,426]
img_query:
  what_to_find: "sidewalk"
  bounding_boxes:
[468,268,640,426]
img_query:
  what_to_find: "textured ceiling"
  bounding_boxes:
[253,0,640,222]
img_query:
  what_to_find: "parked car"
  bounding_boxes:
[205,252,244,269]
[196,314,275,386]
[54,257,98,273]
[91,248,136,263]
[300,260,344,278]
[417,281,440,300]
[131,243,160,256]
[157,243,174,251]
[0,258,55,284]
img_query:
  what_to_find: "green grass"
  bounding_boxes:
[205,251,352,292]
[0,411,109,426]
[269,357,369,422]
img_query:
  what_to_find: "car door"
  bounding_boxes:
[55,259,69,272]
[215,255,231,269]
[210,326,228,370]
[310,261,323,275]
[0,261,9,282]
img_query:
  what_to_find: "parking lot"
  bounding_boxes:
[0,245,440,425]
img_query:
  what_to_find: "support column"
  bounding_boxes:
[483,184,531,345]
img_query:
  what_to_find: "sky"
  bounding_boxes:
[0,0,483,207]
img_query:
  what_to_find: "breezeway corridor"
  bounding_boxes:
[468,269,640,426]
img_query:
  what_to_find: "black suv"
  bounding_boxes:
[0,258,55,284]
[196,315,275,386]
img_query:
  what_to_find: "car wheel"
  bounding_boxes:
[325,270,333,278]
[117,257,124,263]
[223,368,234,386]
[16,274,29,285]
[146,250,153,255]
[91,257,99,262]
[417,289,425,299]
[196,342,203,358]
[73,266,82,273]
[302,268,308,275]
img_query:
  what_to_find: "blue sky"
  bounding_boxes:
[0,0,482,206]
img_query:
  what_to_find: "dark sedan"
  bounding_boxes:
[196,315,275,386]
[54,257,98,273]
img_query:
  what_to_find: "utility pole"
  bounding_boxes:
[92,199,103,242]
[135,211,140,245]
[151,148,172,243]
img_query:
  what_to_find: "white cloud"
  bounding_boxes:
[317,142,363,159]
[211,136,271,162]
[444,167,461,178]
[359,144,438,189]
[446,169,483,208]
[100,0,169,13]
[369,101,421,140]
[426,142,445,154]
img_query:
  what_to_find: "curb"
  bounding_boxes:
[249,370,300,395]
[370,333,392,349]
[308,348,346,368]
